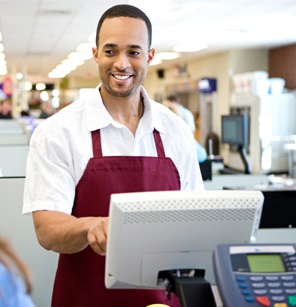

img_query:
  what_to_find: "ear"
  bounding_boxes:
[92,47,99,63]
[147,48,155,65]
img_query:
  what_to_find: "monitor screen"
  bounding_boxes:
[259,190,296,229]
[221,114,248,147]
[247,254,286,273]
[105,190,264,289]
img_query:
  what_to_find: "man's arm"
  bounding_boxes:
[32,210,108,255]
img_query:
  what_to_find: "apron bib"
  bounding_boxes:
[52,129,181,307]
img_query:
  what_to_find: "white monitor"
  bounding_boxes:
[105,190,264,289]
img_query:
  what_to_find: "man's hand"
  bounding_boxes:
[87,217,109,255]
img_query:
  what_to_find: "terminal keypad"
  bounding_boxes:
[235,253,296,306]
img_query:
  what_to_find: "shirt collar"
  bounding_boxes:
[85,84,165,134]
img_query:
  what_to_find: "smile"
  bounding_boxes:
[112,74,132,80]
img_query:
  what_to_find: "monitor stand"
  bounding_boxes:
[238,145,251,174]
[159,269,217,307]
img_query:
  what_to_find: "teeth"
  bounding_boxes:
[114,75,130,80]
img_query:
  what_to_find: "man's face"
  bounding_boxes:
[93,17,155,98]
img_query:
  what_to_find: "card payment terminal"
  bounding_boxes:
[213,244,296,307]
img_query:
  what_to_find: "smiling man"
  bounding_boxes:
[23,4,204,307]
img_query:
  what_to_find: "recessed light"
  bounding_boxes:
[149,58,162,66]
[173,43,208,53]
[155,52,180,60]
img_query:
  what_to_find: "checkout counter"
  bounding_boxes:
[2,177,296,306]
[224,181,296,244]
[285,143,296,178]
[1,117,296,306]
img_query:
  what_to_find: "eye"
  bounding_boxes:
[105,49,115,55]
[129,50,140,56]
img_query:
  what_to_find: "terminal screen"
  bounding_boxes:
[247,254,285,273]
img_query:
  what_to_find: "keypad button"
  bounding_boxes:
[288,295,296,306]
[266,276,279,281]
[242,289,251,296]
[245,296,255,302]
[281,275,294,281]
[271,295,285,302]
[251,276,264,281]
[268,282,281,288]
[252,282,266,288]
[254,289,268,295]
[270,289,283,294]
[255,296,270,307]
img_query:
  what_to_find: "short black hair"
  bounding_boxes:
[95,4,152,48]
[166,94,180,103]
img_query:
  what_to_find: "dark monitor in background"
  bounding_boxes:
[221,114,250,174]
[221,114,248,148]
[259,190,296,229]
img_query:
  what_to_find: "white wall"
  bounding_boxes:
[144,48,270,172]
[0,145,29,177]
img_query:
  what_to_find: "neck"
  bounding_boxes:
[133,99,144,135]
[100,90,144,135]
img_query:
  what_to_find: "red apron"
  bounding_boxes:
[52,129,181,307]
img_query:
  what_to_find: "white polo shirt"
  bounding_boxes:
[23,85,204,214]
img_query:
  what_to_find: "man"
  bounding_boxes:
[164,94,196,134]
[163,95,207,162]
[23,4,204,307]
[0,99,13,119]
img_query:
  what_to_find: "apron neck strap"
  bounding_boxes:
[153,129,165,158]
[91,129,165,158]
[91,130,103,157]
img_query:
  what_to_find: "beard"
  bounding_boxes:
[105,84,134,97]
[99,68,146,98]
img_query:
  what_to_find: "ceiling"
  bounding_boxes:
[0,0,296,83]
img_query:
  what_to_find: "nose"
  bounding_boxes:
[114,53,131,70]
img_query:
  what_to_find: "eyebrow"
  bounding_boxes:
[103,43,143,50]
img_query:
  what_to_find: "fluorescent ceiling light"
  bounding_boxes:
[68,52,83,60]
[155,52,180,60]
[76,43,94,53]
[64,59,83,68]
[68,52,87,64]
[16,72,23,80]
[48,70,66,79]
[48,35,95,78]
[0,68,7,76]
[25,82,32,91]
[0,60,7,68]
[36,83,46,91]
[149,58,162,66]
[173,43,208,52]
[40,91,49,101]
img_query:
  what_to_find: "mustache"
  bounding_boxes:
[110,69,134,74]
